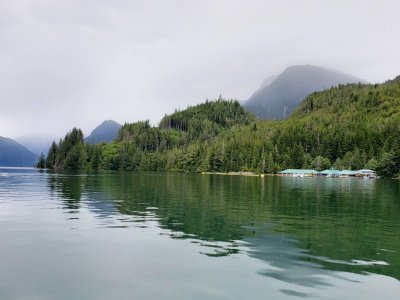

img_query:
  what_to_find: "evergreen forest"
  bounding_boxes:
[42,77,400,178]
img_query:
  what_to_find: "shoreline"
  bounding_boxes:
[200,171,385,179]
[201,171,261,177]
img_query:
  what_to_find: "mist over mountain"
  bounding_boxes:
[84,120,121,144]
[0,136,38,167]
[245,65,365,119]
[16,134,59,156]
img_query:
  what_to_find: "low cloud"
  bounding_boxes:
[1,0,399,137]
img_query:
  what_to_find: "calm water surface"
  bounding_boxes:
[0,168,399,299]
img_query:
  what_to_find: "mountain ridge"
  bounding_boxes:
[245,65,366,119]
[16,134,59,156]
[84,120,121,144]
[0,136,38,167]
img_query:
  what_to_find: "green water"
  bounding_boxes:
[0,168,399,299]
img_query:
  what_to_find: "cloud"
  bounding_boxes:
[1,0,399,137]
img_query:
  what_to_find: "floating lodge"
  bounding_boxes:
[279,169,377,179]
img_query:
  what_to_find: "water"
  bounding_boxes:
[0,168,399,299]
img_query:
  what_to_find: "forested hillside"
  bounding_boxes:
[42,78,400,178]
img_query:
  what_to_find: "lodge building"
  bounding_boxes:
[278,168,377,179]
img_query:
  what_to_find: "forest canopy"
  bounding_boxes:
[42,80,400,178]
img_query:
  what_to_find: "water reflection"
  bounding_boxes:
[46,171,400,287]
[47,173,85,212]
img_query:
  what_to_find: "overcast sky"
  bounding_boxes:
[1,0,400,138]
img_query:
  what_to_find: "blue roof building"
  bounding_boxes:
[279,169,319,176]
[320,169,342,177]
[278,168,376,178]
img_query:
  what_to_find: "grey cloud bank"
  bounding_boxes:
[1,0,400,138]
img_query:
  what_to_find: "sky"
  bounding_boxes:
[1,0,400,138]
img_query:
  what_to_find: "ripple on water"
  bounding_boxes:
[0,170,399,300]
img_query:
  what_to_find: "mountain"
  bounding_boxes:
[84,120,121,144]
[245,65,365,119]
[16,134,59,156]
[0,136,38,167]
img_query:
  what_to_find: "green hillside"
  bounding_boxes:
[42,78,400,178]
[117,99,254,146]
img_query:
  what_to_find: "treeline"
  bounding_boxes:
[41,79,400,178]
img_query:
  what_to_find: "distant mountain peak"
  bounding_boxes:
[245,65,365,119]
[16,133,59,155]
[282,64,364,82]
[391,75,400,83]
[100,120,120,126]
[84,120,121,144]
